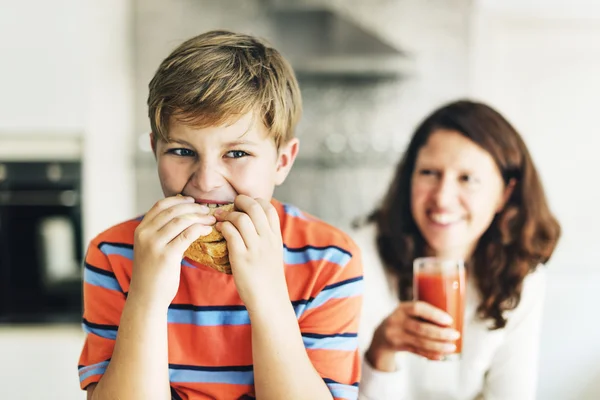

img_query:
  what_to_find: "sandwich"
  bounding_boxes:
[183,203,234,274]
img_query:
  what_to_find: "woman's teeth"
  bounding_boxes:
[429,213,461,225]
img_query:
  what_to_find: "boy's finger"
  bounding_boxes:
[169,223,214,255]
[218,211,257,249]
[254,198,280,234]
[157,215,214,246]
[217,220,247,256]
[149,202,212,231]
[143,195,196,223]
[232,195,271,237]
[155,217,212,246]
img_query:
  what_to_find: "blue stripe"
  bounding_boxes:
[167,303,308,326]
[100,239,353,270]
[324,276,363,291]
[327,382,359,400]
[302,333,358,351]
[292,301,310,319]
[78,360,109,382]
[291,299,310,318]
[168,308,250,326]
[283,204,307,220]
[284,245,352,267]
[292,278,363,318]
[99,243,134,260]
[307,277,364,311]
[293,304,308,318]
[84,265,122,292]
[182,259,197,269]
[100,244,196,269]
[82,321,118,340]
[169,367,254,385]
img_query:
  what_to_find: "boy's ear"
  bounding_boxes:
[274,138,300,186]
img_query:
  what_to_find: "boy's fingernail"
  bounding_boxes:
[441,314,453,325]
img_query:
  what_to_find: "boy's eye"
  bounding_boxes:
[225,150,249,159]
[168,148,195,157]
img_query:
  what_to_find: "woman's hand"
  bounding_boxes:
[366,301,461,371]
[130,195,216,306]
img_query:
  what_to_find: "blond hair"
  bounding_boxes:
[148,30,302,148]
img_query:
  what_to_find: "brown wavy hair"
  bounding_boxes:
[371,100,561,329]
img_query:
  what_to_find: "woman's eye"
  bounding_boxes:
[460,174,478,184]
[168,148,195,157]
[225,150,249,159]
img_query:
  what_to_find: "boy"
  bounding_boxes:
[78,30,363,400]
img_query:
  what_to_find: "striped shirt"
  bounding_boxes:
[78,199,363,399]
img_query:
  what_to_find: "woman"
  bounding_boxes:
[354,100,561,400]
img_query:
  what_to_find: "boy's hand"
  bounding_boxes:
[215,195,288,311]
[130,195,216,306]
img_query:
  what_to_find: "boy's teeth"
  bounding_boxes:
[201,203,224,208]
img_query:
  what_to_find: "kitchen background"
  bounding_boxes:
[1,0,599,399]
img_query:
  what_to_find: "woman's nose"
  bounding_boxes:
[432,176,459,207]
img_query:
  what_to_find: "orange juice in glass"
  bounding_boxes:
[413,257,466,360]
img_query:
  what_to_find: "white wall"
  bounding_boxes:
[81,0,136,245]
[469,2,600,398]
[0,0,86,133]
[0,0,134,399]
[0,0,136,244]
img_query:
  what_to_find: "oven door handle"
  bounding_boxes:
[0,190,79,207]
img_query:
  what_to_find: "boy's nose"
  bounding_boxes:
[191,162,225,193]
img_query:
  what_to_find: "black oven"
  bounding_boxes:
[0,161,83,323]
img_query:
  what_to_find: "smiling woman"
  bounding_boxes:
[410,129,513,262]
[353,99,561,400]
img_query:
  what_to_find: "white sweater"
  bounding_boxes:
[352,224,546,400]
